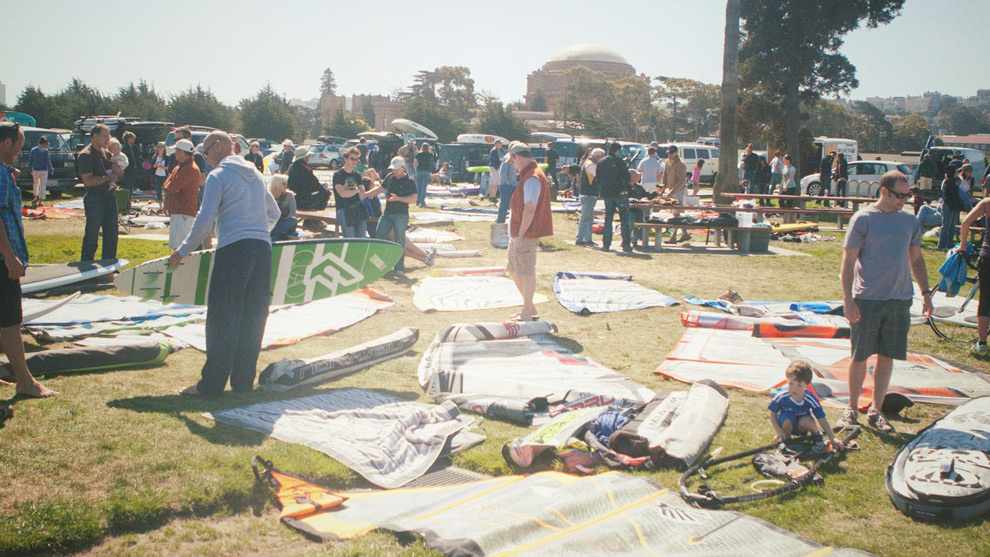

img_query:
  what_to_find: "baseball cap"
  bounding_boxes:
[166,139,195,156]
[282,139,293,146]
[388,156,406,170]
[959,163,974,174]
[668,145,678,153]
[507,140,531,158]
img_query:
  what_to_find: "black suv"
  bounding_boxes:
[14,127,78,197]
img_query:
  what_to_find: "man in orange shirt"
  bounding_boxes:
[163,139,201,249]
[506,141,553,322]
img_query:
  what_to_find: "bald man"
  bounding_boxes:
[169,132,280,396]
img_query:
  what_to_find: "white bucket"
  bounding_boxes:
[491,223,509,248]
[737,212,754,227]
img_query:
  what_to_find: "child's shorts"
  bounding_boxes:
[776,411,798,429]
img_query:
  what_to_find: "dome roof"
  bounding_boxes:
[549,44,630,65]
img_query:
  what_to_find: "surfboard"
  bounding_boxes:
[22,291,81,323]
[114,239,402,306]
[22,259,129,295]
[456,134,508,146]
[771,222,819,233]
[467,164,549,173]
[391,119,439,142]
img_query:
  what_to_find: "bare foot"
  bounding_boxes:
[179,385,202,396]
[16,381,58,398]
[0,379,13,387]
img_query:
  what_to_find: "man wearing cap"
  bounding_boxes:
[0,122,57,398]
[276,139,294,174]
[506,141,553,322]
[659,145,689,243]
[169,132,280,396]
[287,146,329,210]
[487,140,505,200]
[167,126,210,185]
[595,141,634,253]
[376,156,418,276]
[163,139,202,249]
[77,123,123,261]
[637,146,663,196]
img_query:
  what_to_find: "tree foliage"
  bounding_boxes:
[404,66,477,119]
[654,77,720,141]
[529,91,548,112]
[476,101,531,141]
[169,86,238,131]
[323,108,371,139]
[940,106,989,136]
[114,81,169,122]
[239,85,303,141]
[739,0,905,174]
[402,97,466,143]
[320,68,337,97]
[891,113,931,152]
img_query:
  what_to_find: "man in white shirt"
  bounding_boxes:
[637,147,663,195]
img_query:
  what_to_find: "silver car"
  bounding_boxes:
[800,160,913,197]
[307,144,342,169]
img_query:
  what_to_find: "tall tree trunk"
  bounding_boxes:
[714,0,740,205]
[784,79,801,178]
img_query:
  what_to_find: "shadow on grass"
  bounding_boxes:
[547,334,584,354]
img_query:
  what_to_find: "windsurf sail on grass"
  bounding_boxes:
[553,271,679,315]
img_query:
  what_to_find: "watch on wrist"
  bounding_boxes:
[922,288,933,296]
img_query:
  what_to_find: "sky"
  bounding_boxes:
[2,0,988,109]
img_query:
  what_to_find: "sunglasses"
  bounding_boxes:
[347,156,360,161]
[888,189,912,200]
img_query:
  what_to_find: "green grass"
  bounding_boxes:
[0,209,986,555]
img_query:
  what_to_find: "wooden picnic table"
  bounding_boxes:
[296,209,379,237]
[629,202,855,229]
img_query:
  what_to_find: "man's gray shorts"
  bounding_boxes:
[849,298,911,362]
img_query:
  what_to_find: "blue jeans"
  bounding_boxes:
[415,170,431,206]
[153,174,166,202]
[81,193,118,261]
[270,217,298,242]
[602,196,631,250]
[376,212,409,272]
[576,195,597,244]
[198,239,271,395]
[337,209,368,238]
[938,207,959,250]
[769,173,782,196]
[497,184,515,224]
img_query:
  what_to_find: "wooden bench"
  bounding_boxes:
[634,222,771,254]
[296,210,379,237]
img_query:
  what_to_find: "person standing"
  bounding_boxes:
[168,126,210,186]
[333,146,374,237]
[819,151,835,206]
[244,141,265,173]
[636,146,662,197]
[152,142,168,202]
[357,137,368,165]
[414,143,435,208]
[0,122,57,398]
[779,154,797,208]
[837,171,933,432]
[596,142,633,252]
[575,148,604,246]
[742,143,760,186]
[768,149,783,198]
[659,145,689,243]
[917,152,936,193]
[121,131,138,191]
[169,132,280,396]
[545,140,559,198]
[162,139,201,249]
[287,146,329,211]
[938,166,963,251]
[77,124,122,262]
[398,138,417,179]
[956,196,990,356]
[754,157,770,199]
[28,135,54,205]
[376,156,418,277]
[496,149,518,224]
[506,141,552,322]
[487,140,504,201]
[834,153,849,206]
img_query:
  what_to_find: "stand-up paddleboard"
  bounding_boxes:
[114,239,402,306]
[22,259,128,295]
[886,396,990,521]
[22,291,81,323]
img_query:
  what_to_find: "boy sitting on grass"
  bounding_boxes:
[769,361,842,453]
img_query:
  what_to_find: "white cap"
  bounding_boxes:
[167,139,195,156]
[388,156,406,170]
[282,139,293,146]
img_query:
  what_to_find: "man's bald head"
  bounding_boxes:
[202,131,232,166]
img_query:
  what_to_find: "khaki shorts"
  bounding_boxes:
[507,236,539,276]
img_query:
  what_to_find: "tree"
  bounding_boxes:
[940,106,989,136]
[655,78,721,140]
[715,0,741,203]
[405,66,477,119]
[14,86,58,128]
[168,86,238,131]
[323,108,371,139]
[361,103,376,129]
[114,80,169,121]
[320,68,337,97]
[402,97,466,143]
[853,100,894,152]
[239,84,303,141]
[529,91,548,112]
[739,0,905,175]
[476,101,531,141]
[892,113,931,153]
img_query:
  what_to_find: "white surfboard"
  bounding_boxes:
[22,259,129,294]
[22,291,82,323]
[456,133,508,146]
[391,119,439,141]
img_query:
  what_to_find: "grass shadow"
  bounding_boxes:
[547,334,584,354]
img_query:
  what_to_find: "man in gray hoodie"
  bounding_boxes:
[169,132,280,396]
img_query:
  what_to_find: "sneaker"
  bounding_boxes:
[867,410,895,432]
[835,407,858,430]
[971,342,989,357]
[425,248,436,267]
[678,231,693,242]
[622,245,634,253]
[810,439,828,455]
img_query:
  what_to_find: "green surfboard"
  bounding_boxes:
[114,239,403,306]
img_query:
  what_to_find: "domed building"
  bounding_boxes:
[525,44,645,110]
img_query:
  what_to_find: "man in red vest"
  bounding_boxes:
[506,141,553,322]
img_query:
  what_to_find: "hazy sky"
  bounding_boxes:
[2,0,988,108]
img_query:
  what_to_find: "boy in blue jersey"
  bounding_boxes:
[769,361,841,452]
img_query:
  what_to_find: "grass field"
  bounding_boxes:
[0,198,986,556]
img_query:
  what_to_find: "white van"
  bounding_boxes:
[813,137,858,163]
[658,142,720,184]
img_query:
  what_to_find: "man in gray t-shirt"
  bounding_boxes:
[838,171,933,433]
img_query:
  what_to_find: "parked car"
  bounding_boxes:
[657,142,720,185]
[14,127,78,196]
[72,116,173,188]
[307,143,342,169]
[437,142,492,183]
[800,160,914,197]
